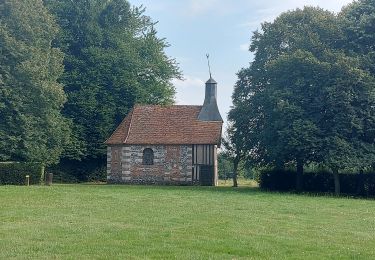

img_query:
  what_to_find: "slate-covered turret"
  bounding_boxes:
[198,77,223,122]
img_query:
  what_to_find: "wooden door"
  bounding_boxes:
[111,147,122,174]
[200,166,214,186]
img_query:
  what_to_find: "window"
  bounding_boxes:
[142,148,154,165]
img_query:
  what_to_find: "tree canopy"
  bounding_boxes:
[0,0,181,178]
[44,0,181,161]
[229,4,375,193]
[0,0,70,165]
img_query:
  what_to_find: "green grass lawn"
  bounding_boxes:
[0,185,374,259]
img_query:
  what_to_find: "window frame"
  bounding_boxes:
[142,148,154,165]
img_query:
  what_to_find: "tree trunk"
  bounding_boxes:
[333,169,340,196]
[40,164,45,185]
[232,158,239,188]
[296,159,303,193]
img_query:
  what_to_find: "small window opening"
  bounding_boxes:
[143,148,154,165]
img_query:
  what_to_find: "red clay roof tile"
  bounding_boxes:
[105,105,222,145]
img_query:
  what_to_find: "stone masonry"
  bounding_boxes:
[107,145,193,185]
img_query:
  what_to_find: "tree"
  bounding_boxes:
[231,7,342,191]
[44,0,181,178]
[217,153,233,180]
[229,67,267,165]
[222,122,248,187]
[0,0,70,165]
[340,0,375,75]
[218,152,251,181]
[267,51,375,195]
[230,6,375,195]
[317,54,375,194]
[337,0,375,194]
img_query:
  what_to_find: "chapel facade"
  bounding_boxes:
[105,77,223,185]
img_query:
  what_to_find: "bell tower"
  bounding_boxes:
[198,55,222,122]
[198,76,223,122]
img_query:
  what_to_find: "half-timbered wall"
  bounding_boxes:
[192,145,218,186]
[107,144,218,186]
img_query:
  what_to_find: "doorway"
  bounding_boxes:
[200,165,214,186]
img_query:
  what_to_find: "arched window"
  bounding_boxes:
[142,148,154,165]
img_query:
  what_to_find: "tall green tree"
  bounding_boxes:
[0,0,70,165]
[222,123,248,187]
[266,50,375,194]
[44,0,181,174]
[230,6,375,194]
[232,7,343,190]
[340,0,375,75]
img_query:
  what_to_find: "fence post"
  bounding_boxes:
[40,164,45,185]
[25,175,29,186]
[46,173,53,186]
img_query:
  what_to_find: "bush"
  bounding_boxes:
[49,169,79,183]
[48,158,107,183]
[259,169,375,196]
[258,169,296,191]
[0,162,43,185]
[87,166,106,182]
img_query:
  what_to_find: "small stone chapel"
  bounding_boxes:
[105,77,223,185]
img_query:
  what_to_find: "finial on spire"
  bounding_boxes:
[206,54,212,79]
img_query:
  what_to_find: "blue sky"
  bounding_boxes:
[128,0,354,123]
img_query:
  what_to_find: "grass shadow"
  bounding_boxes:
[56,182,375,200]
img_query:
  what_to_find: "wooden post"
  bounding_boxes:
[25,175,30,186]
[46,173,53,186]
[333,169,340,196]
[296,159,304,193]
[40,164,45,185]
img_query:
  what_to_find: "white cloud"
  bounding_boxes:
[240,43,249,51]
[185,0,243,17]
[172,76,204,89]
[238,20,261,28]
[188,0,218,16]
[172,76,205,105]
[237,0,353,45]
[175,56,191,64]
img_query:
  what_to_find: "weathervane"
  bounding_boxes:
[206,54,212,78]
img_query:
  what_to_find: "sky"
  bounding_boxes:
[128,0,354,124]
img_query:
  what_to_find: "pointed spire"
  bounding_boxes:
[198,77,223,121]
[206,54,212,79]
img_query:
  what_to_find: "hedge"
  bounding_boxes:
[0,162,43,185]
[259,169,375,196]
[48,158,106,183]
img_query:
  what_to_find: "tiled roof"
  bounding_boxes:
[105,105,222,145]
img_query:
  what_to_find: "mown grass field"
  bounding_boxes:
[0,184,374,259]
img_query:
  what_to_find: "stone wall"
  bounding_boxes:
[107,145,193,185]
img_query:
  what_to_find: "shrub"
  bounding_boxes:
[0,162,43,185]
[48,158,106,183]
[87,166,106,182]
[259,169,375,196]
[301,170,333,193]
[258,169,295,191]
[49,169,79,183]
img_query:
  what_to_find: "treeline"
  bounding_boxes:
[0,0,180,180]
[227,0,375,195]
[259,168,375,196]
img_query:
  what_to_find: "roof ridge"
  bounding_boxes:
[133,104,202,107]
[123,108,134,144]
